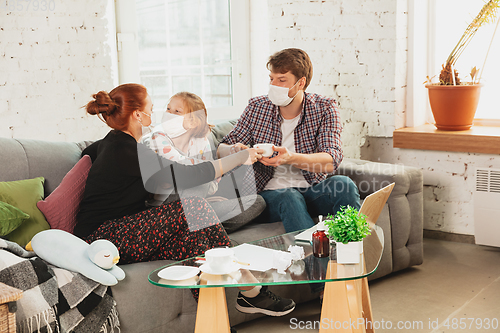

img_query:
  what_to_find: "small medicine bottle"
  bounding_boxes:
[312,217,330,258]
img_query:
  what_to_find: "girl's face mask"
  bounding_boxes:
[161,113,188,138]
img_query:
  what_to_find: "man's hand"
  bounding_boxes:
[259,146,294,167]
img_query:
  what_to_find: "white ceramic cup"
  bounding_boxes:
[204,248,235,272]
[254,143,274,157]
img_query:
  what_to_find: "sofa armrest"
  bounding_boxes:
[336,158,424,274]
[335,158,422,200]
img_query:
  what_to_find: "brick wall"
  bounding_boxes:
[0,0,113,141]
[267,0,407,158]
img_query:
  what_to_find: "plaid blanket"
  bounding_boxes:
[0,239,120,333]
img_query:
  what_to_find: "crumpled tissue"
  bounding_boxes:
[288,245,305,261]
[272,245,306,274]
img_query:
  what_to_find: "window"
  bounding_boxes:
[407,0,500,126]
[115,0,251,122]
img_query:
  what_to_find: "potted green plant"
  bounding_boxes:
[324,206,371,264]
[425,0,500,130]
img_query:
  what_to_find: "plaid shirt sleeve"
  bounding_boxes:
[317,99,343,172]
[220,105,254,147]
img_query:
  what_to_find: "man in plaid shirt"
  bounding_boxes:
[219,48,360,232]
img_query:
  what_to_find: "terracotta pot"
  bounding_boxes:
[426,84,483,131]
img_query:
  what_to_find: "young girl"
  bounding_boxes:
[142,92,266,233]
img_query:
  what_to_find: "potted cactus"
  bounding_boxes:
[324,206,371,264]
[425,0,500,130]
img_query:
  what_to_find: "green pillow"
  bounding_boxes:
[0,177,50,247]
[0,201,30,236]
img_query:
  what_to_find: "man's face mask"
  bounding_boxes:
[268,79,300,106]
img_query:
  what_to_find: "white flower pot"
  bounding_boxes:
[335,241,363,264]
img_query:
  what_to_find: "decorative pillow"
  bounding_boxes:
[37,155,92,233]
[0,201,30,236]
[0,177,49,247]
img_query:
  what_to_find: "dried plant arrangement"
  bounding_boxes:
[437,0,500,85]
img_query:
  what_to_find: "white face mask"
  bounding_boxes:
[268,80,300,106]
[139,111,155,136]
[161,113,188,138]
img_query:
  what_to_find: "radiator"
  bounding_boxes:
[474,168,500,247]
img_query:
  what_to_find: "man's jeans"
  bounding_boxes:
[258,176,361,233]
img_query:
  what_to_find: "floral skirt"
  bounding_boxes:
[84,196,230,300]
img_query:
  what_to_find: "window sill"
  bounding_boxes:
[393,124,500,154]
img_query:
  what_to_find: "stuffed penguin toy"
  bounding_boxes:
[26,229,125,286]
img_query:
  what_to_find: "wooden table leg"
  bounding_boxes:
[194,287,230,333]
[361,277,375,333]
[319,262,372,333]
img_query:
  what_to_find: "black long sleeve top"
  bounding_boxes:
[74,130,215,238]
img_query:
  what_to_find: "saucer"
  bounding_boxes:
[158,276,199,286]
[158,266,200,281]
[199,262,241,275]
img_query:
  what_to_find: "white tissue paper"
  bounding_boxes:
[272,246,307,274]
[288,245,305,261]
[273,251,292,274]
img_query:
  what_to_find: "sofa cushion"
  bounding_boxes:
[210,119,237,146]
[37,155,92,233]
[0,201,30,236]
[0,177,50,247]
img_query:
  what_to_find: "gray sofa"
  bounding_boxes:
[0,122,423,332]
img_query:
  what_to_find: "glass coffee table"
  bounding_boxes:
[149,224,383,333]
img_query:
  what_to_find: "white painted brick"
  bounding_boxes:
[339,73,361,86]
[21,29,49,45]
[380,39,396,52]
[357,25,396,40]
[379,12,396,27]
[362,0,397,14]
[57,28,78,43]
[16,16,49,30]
[335,26,359,39]
[1,13,19,28]
[2,29,23,44]
[0,56,20,73]
[0,99,8,113]
[5,42,33,59]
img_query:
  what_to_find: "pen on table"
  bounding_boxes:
[195,257,250,266]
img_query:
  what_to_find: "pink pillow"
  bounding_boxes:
[37,155,92,233]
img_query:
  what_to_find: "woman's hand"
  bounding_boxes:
[244,148,265,165]
[229,143,264,165]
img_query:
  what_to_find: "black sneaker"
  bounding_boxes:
[235,286,296,316]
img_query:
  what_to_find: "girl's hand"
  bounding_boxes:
[229,143,249,154]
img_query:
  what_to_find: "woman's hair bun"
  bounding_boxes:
[86,91,118,116]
